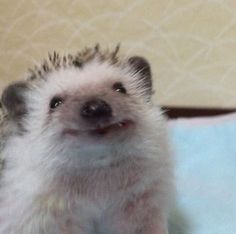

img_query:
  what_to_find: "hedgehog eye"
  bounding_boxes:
[112,82,127,94]
[50,96,64,110]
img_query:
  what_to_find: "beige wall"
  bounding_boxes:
[1,0,236,107]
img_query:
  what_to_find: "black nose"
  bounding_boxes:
[81,99,112,119]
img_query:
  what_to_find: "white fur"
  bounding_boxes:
[0,60,173,234]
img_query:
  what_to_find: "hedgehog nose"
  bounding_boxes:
[81,99,112,119]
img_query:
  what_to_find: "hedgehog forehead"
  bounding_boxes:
[37,61,129,99]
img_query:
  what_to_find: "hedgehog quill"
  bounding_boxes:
[0,45,173,234]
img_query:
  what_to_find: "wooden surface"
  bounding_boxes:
[162,106,236,119]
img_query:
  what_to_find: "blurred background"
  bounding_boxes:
[1,0,236,108]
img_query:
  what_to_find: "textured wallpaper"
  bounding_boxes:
[1,0,236,107]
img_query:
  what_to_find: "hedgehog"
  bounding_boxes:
[0,45,173,234]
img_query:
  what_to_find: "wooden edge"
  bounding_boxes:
[162,106,236,119]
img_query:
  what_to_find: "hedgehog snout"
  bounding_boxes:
[80,98,113,120]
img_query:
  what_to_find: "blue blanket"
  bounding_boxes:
[169,116,236,234]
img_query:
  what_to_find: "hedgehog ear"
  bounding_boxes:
[1,81,29,119]
[128,56,152,99]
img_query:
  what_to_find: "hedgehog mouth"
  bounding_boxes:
[63,119,134,137]
[90,119,134,135]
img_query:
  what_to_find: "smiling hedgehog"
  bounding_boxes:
[0,45,173,234]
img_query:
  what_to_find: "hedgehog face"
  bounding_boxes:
[27,57,152,144]
[1,50,154,168]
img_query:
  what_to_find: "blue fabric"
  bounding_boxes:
[169,120,236,234]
